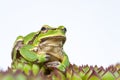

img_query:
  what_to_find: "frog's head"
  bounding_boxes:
[34,25,67,46]
[33,25,67,61]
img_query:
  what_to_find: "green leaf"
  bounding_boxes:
[32,64,39,75]
[3,75,14,80]
[71,72,82,80]
[102,71,115,80]
[23,64,32,75]
[15,74,27,80]
[89,75,100,80]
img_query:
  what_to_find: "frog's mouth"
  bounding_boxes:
[37,36,66,61]
[40,36,66,44]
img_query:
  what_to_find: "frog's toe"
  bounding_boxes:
[45,54,51,61]
[45,61,60,67]
[45,61,65,72]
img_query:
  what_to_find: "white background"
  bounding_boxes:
[0,0,120,70]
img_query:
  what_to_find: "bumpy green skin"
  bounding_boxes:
[11,25,70,74]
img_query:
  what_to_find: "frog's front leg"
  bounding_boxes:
[46,53,70,72]
[19,45,50,63]
[57,54,70,72]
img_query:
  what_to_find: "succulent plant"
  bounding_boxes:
[1,26,120,80]
[0,64,120,80]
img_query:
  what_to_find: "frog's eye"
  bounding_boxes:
[41,27,47,31]
[41,27,48,33]
[62,27,67,33]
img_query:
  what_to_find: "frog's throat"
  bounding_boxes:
[37,36,66,61]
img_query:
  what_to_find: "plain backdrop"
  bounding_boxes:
[0,0,120,70]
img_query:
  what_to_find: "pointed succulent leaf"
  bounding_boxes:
[2,74,14,80]
[88,70,101,80]
[83,67,93,80]
[71,71,82,80]
[15,74,27,80]
[102,71,115,80]
[52,69,66,80]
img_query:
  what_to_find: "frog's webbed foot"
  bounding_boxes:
[45,61,60,67]
[45,61,65,72]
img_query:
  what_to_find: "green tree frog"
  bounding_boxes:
[11,25,70,74]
